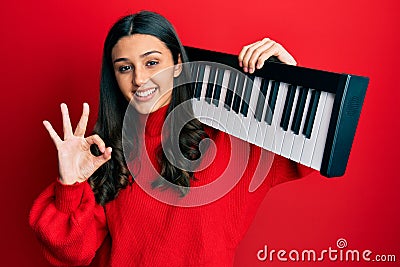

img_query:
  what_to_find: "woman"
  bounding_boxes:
[30,10,307,266]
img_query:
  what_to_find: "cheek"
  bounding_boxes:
[152,69,175,92]
[115,74,132,92]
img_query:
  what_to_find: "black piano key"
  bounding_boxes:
[190,63,197,78]
[280,84,297,131]
[212,68,224,107]
[189,64,198,98]
[205,66,217,104]
[189,64,194,79]
[254,78,269,121]
[184,46,370,178]
[224,71,237,110]
[194,64,205,100]
[264,81,280,125]
[232,74,245,113]
[291,87,309,134]
[240,75,255,117]
[302,90,321,138]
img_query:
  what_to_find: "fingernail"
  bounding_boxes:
[249,68,254,73]
[243,67,248,72]
[239,61,242,67]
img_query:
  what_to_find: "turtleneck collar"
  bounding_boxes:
[138,104,169,137]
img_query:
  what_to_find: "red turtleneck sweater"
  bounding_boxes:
[29,104,311,266]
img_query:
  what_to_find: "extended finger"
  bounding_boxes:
[238,40,262,67]
[74,103,89,137]
[246,39,276,73]
[85,134,106,153]
[61,103,73,139]
[240,38,271,72]
[43,120,62,147]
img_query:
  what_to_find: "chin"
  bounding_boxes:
[131,104,152,115]
[130,101,161,115]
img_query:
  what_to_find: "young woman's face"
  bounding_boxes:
[112,34,181,114]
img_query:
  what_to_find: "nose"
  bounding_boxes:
[132,67,148,87]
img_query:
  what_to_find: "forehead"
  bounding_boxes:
[111,34,170,60]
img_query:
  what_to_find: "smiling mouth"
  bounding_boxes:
[134,88,157,98]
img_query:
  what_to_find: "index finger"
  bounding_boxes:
[43,120,62,147]
[238,40,261,67]
[238,39,269,71]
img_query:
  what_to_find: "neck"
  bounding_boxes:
[137,104,170,137]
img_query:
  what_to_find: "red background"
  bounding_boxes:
[1,0,399,266]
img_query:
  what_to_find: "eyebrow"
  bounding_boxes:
[113,50,162,64]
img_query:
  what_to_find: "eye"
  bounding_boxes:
[118,65,132,73]
[146,60,159,67]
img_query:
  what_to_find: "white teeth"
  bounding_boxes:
[135,88,156,97]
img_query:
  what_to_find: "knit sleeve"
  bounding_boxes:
[198,128,314,246]
[29,179,108,266]
[269,154,314,187]
[225,143,315,245]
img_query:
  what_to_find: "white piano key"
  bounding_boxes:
[211,70,230,130]
[280,86,300,158]
[271,83,289,154]
[289,89,312,162]
[239,117,250,140]
[235,114,247,140]
[217,105,233,135]
[299,91,328,166]
[235,77,248,138]
[223,71,240,136]
[237,78,256,141]
[310,93,335,170]
[192,96,202,120]
[205,69,218,126]
[254,80,273,146]
[247,77,263,144]
[197,65,213,125]
[200,65,210,100]
[192,65,205,120]
[226,75,245,138]
[223,111,243,140]
[218,71,233,132]
[202,99,221,130]
[262,82,287,152]
[212,107,231,133]
[231,112,242,138]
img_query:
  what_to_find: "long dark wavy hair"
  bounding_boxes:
[88,11,208,206]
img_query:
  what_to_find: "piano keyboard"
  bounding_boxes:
[185,46,369,177]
